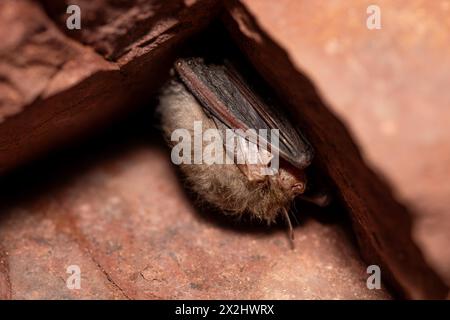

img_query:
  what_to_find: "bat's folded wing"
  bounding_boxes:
[175,57,314,169]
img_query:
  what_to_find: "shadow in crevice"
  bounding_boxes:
[0,98,162,220]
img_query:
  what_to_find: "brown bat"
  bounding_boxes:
[158,57,329,241]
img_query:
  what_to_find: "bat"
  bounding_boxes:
[158,57,328,242]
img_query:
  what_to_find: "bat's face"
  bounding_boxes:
[277,163,307,195]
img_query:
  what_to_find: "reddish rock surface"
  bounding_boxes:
[223,0,449,298]
[40,0,219,63]
[0,119,390,299]
[0,0,219,174]
[0,0,116,121]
